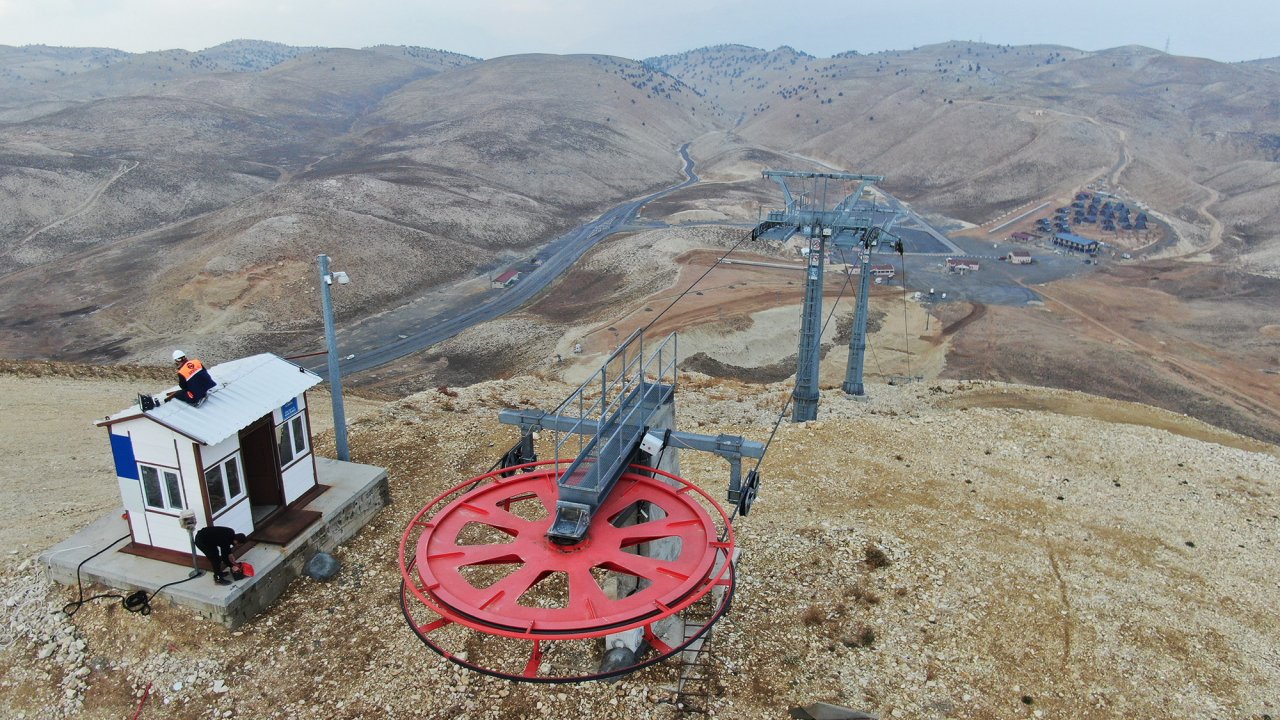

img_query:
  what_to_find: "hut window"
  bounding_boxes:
[140,464,183,511]
[205,455,245,515]
[276,413,309,468]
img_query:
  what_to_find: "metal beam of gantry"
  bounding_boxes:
[763,171,884,232]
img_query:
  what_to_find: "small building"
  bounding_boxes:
[1010,231,1033,242]
[95,354,323,558]
[946,257,981,273]
[1053,232,1100,253]
[1009,250,1033,264]
[492,269,521,289]
[850,263,896,278]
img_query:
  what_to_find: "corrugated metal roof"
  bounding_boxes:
[1054,232,1098,246]
[99,354,322,445]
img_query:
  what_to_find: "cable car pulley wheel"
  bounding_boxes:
[399,461,734,681]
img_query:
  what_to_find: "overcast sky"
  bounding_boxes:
[0,0,1275,63]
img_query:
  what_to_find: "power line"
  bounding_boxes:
[640,232,751,335]
[897,241,912,378]
[748,243,856,478]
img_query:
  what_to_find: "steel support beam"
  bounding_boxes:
[792,227,826,422]
[759,168,891,418]
[843,243,874,397]
[317,254,350,461]
[499,409,765,502]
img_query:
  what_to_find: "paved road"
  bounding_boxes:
[876,191,964,254]
[313,144,699,378]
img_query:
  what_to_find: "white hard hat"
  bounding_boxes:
[172,350,186,361]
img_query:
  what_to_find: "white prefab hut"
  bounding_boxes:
[96,354,323,557]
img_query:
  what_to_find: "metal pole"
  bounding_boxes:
[792,230,825,422]
[842,240,874,397]
[186,527,203,579]
[318,254,350,461]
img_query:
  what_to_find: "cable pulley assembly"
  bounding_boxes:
[737,469,760,517]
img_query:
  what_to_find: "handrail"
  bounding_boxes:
[541,331,678,543]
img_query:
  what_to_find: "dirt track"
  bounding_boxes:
[940,259,1280,445]
[939,302,986,337]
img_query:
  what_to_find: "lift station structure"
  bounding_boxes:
[395,171,900,687]
[760,170,900,420]
[400,331,764,688]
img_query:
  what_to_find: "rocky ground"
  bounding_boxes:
[1,363,1277,719]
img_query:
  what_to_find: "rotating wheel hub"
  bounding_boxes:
[399,461,735,681]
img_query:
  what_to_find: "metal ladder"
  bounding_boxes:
[674,594,721,715]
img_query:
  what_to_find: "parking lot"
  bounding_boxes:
[864,233,1099,306]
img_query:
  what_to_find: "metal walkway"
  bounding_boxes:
[544,330,677,543]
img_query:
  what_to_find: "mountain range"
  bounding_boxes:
[0,39,1277,365]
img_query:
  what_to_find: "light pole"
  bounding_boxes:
[317,254,350,461]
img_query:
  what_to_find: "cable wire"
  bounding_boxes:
[62,533,207,618]
[722,237,859,532]
[897,240,913,378]
[639,232,751,336]
[61,534,130,617]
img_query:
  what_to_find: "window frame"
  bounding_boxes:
[139,463,184,512]
[276,412,310,470]
[204,453,246,517]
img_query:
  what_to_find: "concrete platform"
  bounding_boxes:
[41,457,388,629]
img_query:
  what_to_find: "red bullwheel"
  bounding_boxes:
[399,461,735,681]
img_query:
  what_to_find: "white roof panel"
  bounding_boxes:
[100,353,322,445]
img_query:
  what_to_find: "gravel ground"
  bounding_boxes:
[0,367,1277,719]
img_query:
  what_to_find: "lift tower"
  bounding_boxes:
[842,217,901,398]
[761,170,887,421]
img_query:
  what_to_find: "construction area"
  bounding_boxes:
[0,171,1275,720]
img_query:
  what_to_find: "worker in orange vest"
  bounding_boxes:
[167,350,217,406]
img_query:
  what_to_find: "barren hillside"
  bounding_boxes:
[0,41,314,119]
[1,39,1277,454]
[0,50,711,364]
[650,43,1280,270]
[0,364,1276,719]
[3,40,1280,366]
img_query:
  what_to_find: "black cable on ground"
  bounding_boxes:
[61,534,130,617]
[62,534,206,618]
[124,571,209,616]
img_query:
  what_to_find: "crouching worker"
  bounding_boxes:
[194,525,247,585]
[168,350,216,406]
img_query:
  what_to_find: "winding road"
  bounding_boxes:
[317,144,699,377]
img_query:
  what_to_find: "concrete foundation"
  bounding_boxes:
[40,457,388,629]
